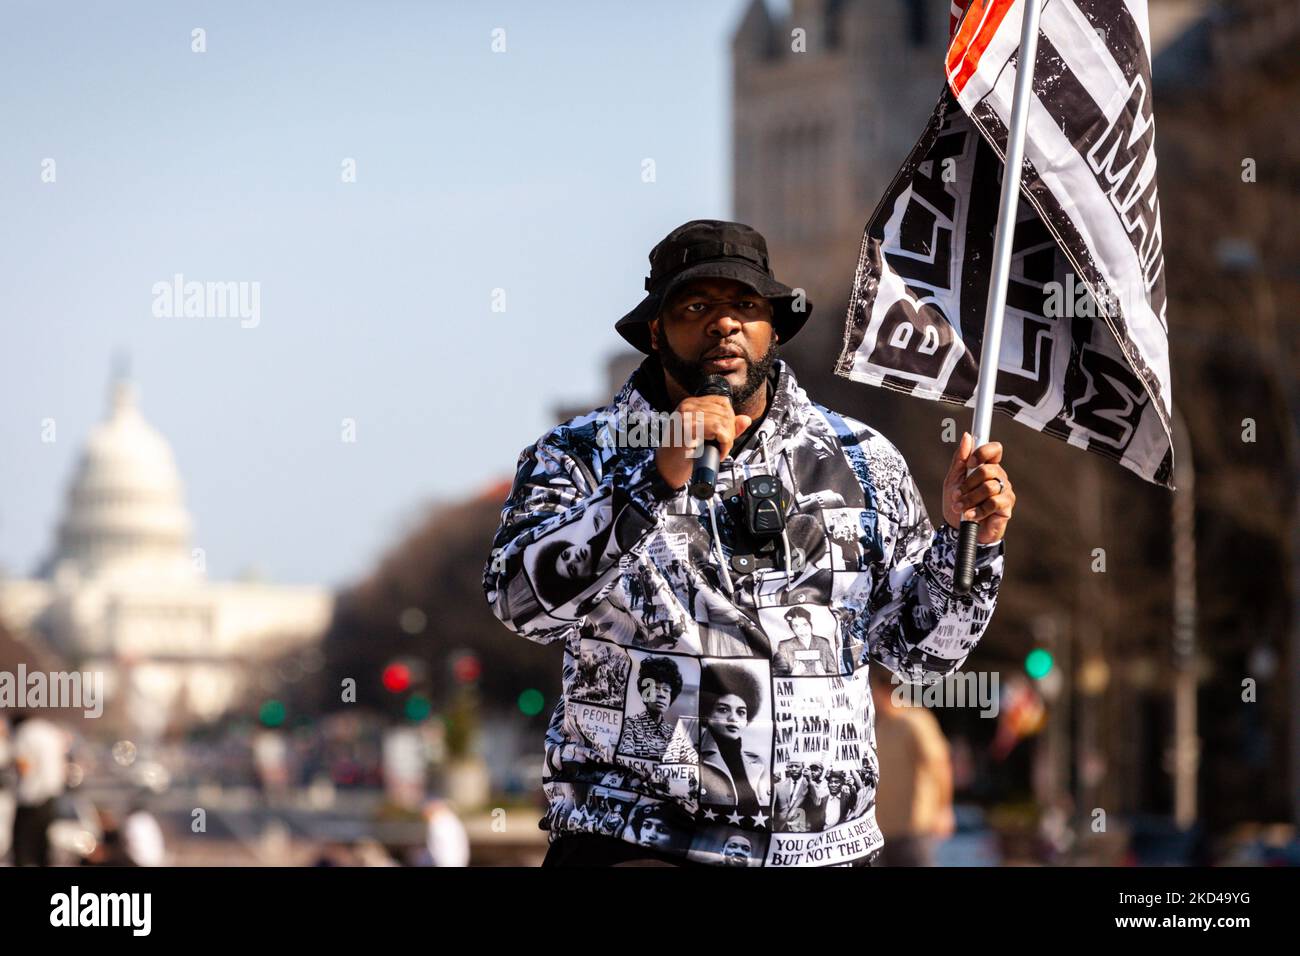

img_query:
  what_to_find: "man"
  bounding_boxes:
[851,753,880,817]
[772,760,805,830]
[484,220,1013,868]
[773,606,838,676]
[798,760,830,831]
[827,512,864,591]
[719,833,754,867]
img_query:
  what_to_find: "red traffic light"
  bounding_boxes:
[452,653,481,684]
[382,662,412,693]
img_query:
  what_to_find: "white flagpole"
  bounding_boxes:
[953,0,1044,596]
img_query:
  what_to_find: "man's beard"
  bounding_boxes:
[657,335,778,405]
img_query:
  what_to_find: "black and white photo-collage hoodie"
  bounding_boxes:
[483,356,1003,867]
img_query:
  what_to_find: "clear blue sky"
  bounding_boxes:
[0,0,756,587]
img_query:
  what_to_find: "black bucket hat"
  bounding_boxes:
[615,219,813,354]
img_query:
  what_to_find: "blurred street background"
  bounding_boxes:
[1,0,1297,866]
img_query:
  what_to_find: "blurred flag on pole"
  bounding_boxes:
[992,675,1046,760]
[835,0,1173,486]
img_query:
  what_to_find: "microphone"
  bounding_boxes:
[688,375,732,500]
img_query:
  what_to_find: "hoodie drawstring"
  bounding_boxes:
[703,490,734,596]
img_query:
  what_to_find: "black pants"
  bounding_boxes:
[543,833,880,868]
[13,798,55,867]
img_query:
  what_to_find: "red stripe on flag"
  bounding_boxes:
[949,1,970,42]
[946,0,1016,97]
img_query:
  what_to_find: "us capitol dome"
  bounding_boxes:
[0,367,333,736]
[44,375,196,585]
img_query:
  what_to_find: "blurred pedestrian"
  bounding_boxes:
[10,713,70,866]
[0,715,14,861]
[253,729,290,804]
[124,800,166,866]
[424,798,469,867]
[871,670,955,866]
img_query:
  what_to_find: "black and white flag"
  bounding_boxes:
[835,0,1173,486]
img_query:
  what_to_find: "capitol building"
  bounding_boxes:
[0,370,333,737]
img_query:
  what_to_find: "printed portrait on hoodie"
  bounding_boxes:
[687,826,769,868]
[523,497,645,616]
[759,603,846,677]
[623,800,692,855]
[696,659,773,825]
[616,651,700,762]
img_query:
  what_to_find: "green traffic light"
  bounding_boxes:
[405,694,432,721]
[518,688,545,716]
[259,699,286,727]
[1025,648,1054,680]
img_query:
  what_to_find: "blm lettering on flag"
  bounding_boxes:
[835,0,1173,487]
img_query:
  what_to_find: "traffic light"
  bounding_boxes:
[451,651,481,685]
[405,694,432,721]
[382,662,412,693]
[518,688,545,716]
[1025,647,1055,680]
[259,699,286,727]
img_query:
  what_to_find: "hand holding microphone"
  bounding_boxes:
[654,375,752,497]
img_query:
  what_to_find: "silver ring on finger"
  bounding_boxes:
[995,478,1005,495]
